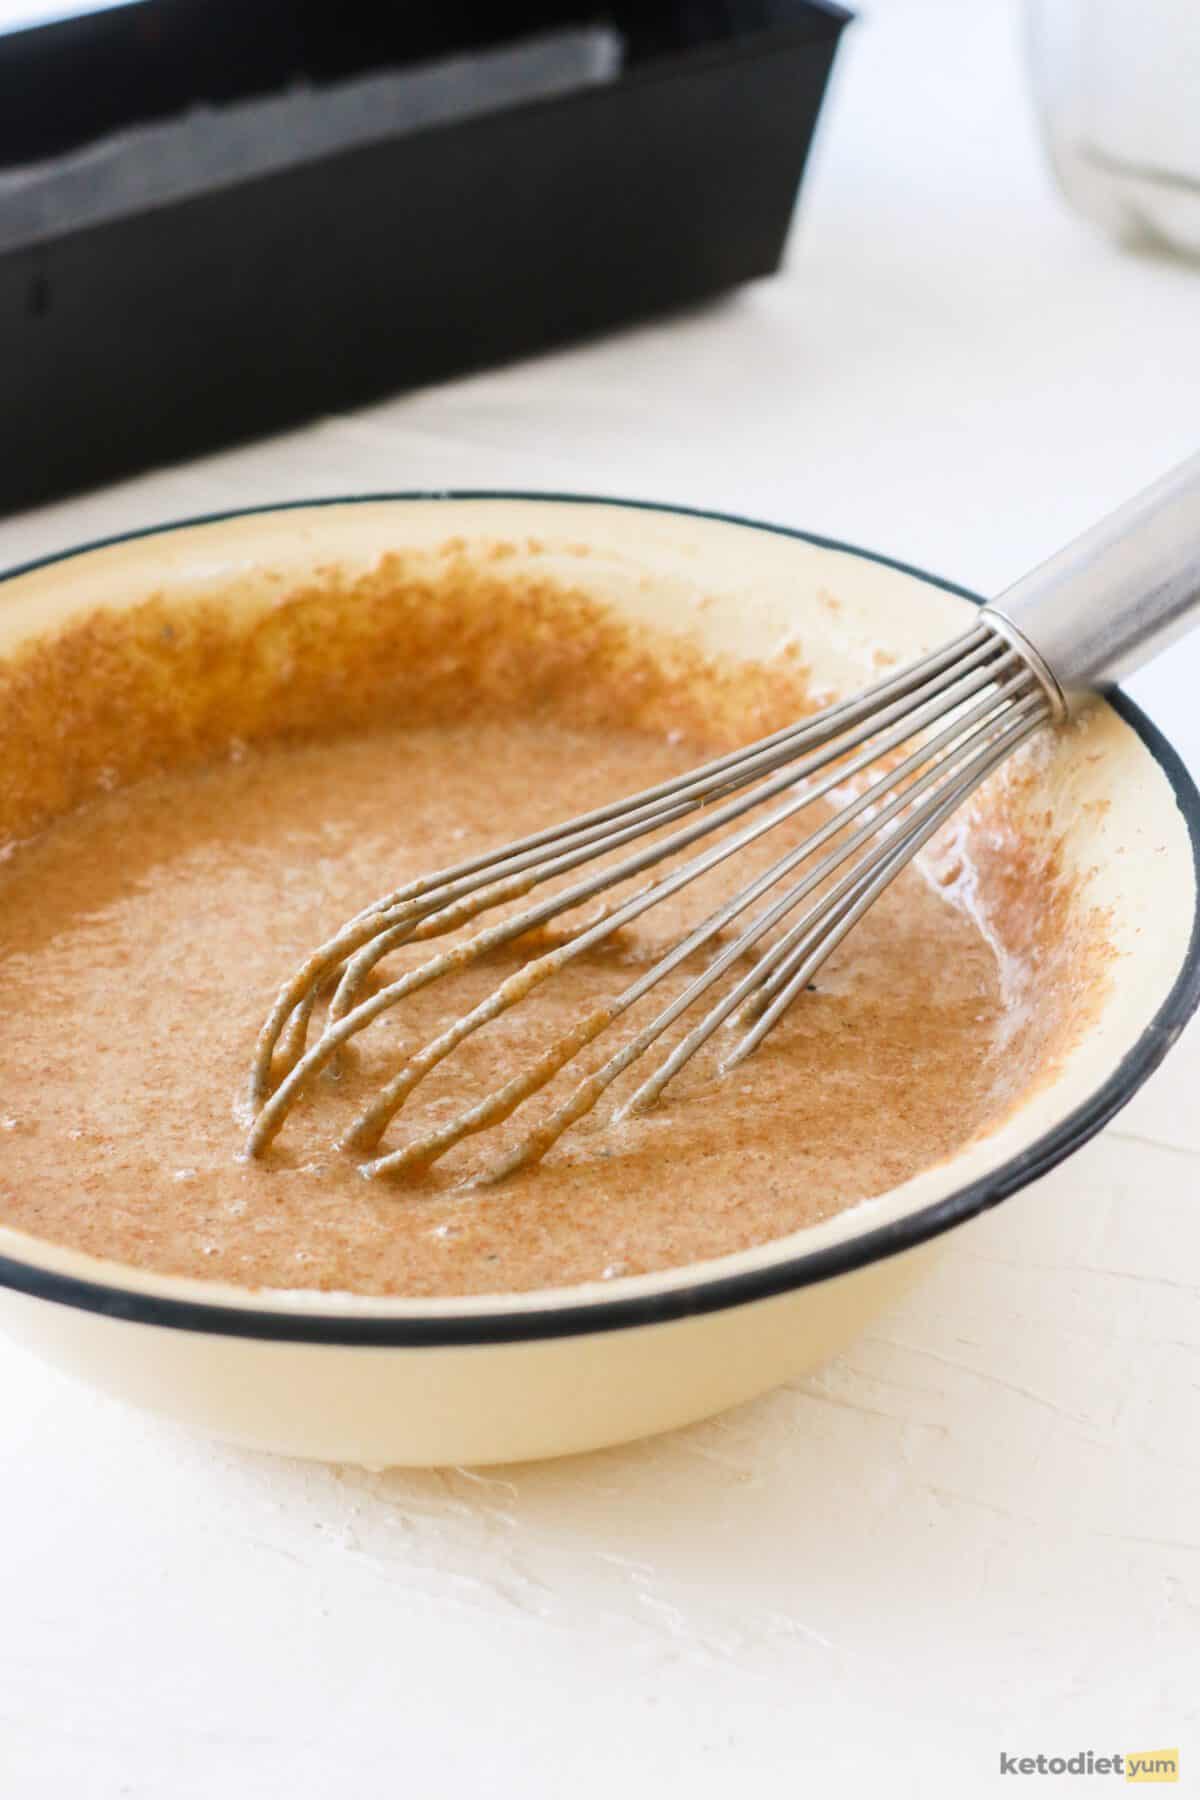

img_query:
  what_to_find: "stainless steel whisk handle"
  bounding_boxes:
[982,449,1200,717]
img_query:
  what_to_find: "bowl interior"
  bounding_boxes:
[0,495,1195,1323]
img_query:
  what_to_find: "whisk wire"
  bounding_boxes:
[244,617,1052,1180]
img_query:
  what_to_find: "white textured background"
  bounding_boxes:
[2,1,1198,1793]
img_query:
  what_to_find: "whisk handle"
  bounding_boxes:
[982,449,1200,713]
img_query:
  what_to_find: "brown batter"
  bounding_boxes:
[0,548,1098,1296]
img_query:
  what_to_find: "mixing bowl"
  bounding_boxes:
[0,495,1197,1466]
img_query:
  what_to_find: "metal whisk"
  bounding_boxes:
[244,454,1200,1183]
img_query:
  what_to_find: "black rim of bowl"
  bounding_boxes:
[1,491,1198,1345]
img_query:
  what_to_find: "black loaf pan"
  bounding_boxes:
[0,0,850,515]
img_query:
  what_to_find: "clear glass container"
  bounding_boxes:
[1028,0,1200,259]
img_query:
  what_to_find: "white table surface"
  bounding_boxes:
[2,2,1199,1794]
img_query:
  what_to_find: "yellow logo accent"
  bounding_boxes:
[1126,1749,1179,1783]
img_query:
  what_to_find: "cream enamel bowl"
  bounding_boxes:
[1,495,1198,1467]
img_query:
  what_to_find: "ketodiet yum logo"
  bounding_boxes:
[999,1749,1179,1782]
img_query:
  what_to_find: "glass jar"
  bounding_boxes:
[1028,0,1200,259]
